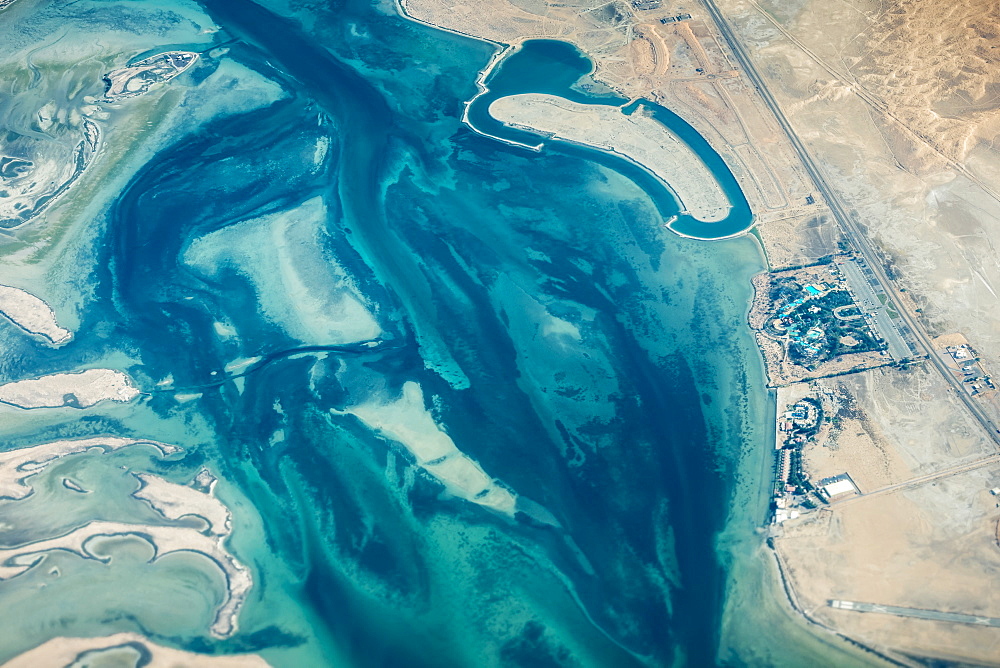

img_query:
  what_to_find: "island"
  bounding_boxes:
[4,633,269,667]
[103,51,199,102]
[0,285,72,346]
[0,369,140,409]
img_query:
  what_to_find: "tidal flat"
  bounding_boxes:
[0,0,837,665]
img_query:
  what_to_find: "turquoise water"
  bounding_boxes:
[467,40,754,240]
[0,0,879,665]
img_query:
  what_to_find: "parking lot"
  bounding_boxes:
[836,258,913,361]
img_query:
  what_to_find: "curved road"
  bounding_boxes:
[699,0,1000,448]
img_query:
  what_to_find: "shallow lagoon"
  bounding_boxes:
[0,0,878,665]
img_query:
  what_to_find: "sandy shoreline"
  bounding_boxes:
[490,93,732,223]
[396,1,743,232]
[0,436,181,500]
[133,469,231,536]
[766,539,902,666]
[0,435,250,640]
[0,285,72,345]
[0,369,139,409]
[1,633,270,667]
[0,519,251,638]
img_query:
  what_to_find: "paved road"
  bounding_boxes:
[830,600,1000,627]
[699,0,1000,448]
[739,0,1000,208]
[837,259,911,361]
[830,453,1000,507]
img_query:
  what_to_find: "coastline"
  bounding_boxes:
[0,369,140,409]
[460,42,545,152]
[717,254,898,666]
[0,436,249,640]
[0,520,251,639]
[1,633,270,667]
[0,285,73,346]
[395,0,543,152]
[396,2,755,240]
[0,436,181,500]
[489,94,733,224]
[767,540,907,667]
[392,0,884,663]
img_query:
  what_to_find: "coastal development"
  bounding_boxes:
[489,93,733,224]
[1,0,997,664]
[748,254,914,387]
[398,0,1000,662]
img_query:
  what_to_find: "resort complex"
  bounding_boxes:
[2,0,1000,665]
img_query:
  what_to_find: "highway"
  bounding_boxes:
[837,258,911,361]
[739,0,1000,207]
[699,0,1000,449]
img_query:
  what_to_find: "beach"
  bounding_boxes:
[0,369,139,409]
[0,285,72,345]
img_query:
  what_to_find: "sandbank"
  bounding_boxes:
[489,94,732,223]
[345,381,517,515]
[103,52,199,102]
[0,369,139,409]
[133,469,231,536]
[1,632,270,668]
[0,285,72,345]
[0,436,181,500]
[0,520,250,638]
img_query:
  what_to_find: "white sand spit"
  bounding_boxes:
[346,381,517,515]
[489,94,732,223]
[0,436,181,500]
[0,520,251,638]
[133,470,231,537]
[0,369,139,408]
[1,632,270,667]
[0,285,72,345]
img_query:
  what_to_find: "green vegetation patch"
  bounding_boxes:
[782,289,883,366]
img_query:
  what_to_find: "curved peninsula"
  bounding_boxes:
[490,93,732,223]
